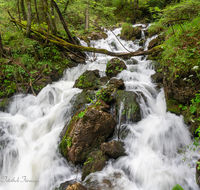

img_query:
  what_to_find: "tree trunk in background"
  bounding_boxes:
[20,0,27,20]
[43,0,57,35]
[85,1,89,30]
[63,0,70,13]
[17,0,21,22]
[26,0,32,37]
[133,0,136,23]
[51,0,77,45]
[0,34,3,57]
[34,0,40,24]
[50,0,57,31]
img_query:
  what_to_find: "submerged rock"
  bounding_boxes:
[74,70,100,90]
[106,58,127,78]
[59,107,116,164]
[82,150,108,180]
[115,90,141,123]
[101,140,126,159]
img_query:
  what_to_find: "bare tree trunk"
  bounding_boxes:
[51,0,77,45]
[20,0,27,20]
[43,0,57,35]
[26,0,32,37]
[34,0,40,24]
[17,0,21,22]
[85,1,89,30]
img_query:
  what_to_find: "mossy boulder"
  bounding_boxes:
[148,35,165,50]
[59,107,116,164]
[100,76,109,86]
[82,150,108,180]
[106,58,127,78]
[101,140,126,159]
[66,183,89,190]
[90,32,108,40]
[74,70,100,90]
[120,24,141,41]
[166,99,181,115]
[115,90,141,123]
[70,90,95,113]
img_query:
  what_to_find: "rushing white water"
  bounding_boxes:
[0,25,199,190]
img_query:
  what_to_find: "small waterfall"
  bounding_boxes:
[0,25,199,190]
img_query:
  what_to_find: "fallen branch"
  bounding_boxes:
[10,19,157,58]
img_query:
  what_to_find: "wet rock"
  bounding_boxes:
[151,73,163,83]
[106,58,127,78]
[82,150,108,180]
[139,39,145,46]
[120,25,141,41]
[59,107,116,164]
[110,41,118,51]
[90,32,108,40]
[115,90,141,123]
[114,79,125,90]
[100,76,108,86]
[74,70,100,90]
[126,58,138,65]
[70,90,95,113]
[55,180,77,190]
[148,38,159,49]
[68,53,85,64]
[66,182,89,190]
[197,159,200,187]
[101,140,126,159]
[108,78,125,90]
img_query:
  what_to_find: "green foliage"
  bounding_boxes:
[171,184,184,190]
[65,137,72,147]
[84,157,94,165]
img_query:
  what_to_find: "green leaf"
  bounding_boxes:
[171,184,184,190]
[190,106,197,114]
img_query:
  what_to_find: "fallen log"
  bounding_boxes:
[10,19,160,58]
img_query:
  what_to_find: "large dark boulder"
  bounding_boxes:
[115,90,141,123]
[106,58,127,78]
[151,73,163,83]
[109,79,125,90]
[59,107,116,164]
[101,140,126,159]
[74,70,100,90]
[82,150,108,180]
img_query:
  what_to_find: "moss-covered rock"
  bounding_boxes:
[0,98,10,112]
[196,159,200,187]
[70,90,95,113]
[66,182,89,190]
[120,24,141,41]
[101,140,126,159]
[108,78,125,90]
[106,58,127,78]
[59,107,116,164]
[82,150,108,180]
[115,90,141,123]
[166,99,181,114]
[74,70,100,90]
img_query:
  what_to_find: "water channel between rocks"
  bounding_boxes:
[0,24,199,190]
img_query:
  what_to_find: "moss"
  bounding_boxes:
[166,99,181,114]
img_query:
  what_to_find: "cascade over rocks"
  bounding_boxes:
[101,140,126,159]
[106,58,127,78]
[74,70,100,90]
[59,107,116,164]
[82,150,108,180]
[114,90,141,123]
